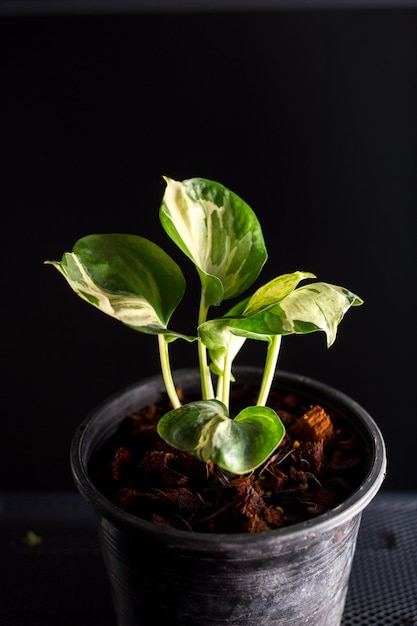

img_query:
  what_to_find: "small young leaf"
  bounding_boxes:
[157,400,285,474]
[160,177,267,307]
[198,300,248,376]
[45,234,193,340]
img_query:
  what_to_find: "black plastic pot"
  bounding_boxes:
[71,367,386,626]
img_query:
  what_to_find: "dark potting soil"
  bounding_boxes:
[90,385,368,534]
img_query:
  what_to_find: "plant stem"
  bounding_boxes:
[198,293,214,400]
[257,335,282,406]
[216,374,223,401]
[158,333,182,409]
[221,334,234,410]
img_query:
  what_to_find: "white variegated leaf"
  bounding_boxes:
[45,234,193,340]
[242,271,316,317]
[157,400,286,474]
[231,282,363,347]
[49,255,170,332]
[160,177,267,307]
[199,272,315,369]
[268,282,363,346]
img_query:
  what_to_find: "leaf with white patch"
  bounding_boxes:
[45,234,193,340]
[160,177,267,307]
[242,271,316,317]
[231,282,364,347]
[157,400,285,474]
[199,272,315,370]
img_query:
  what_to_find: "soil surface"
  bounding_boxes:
[90,384,367,533]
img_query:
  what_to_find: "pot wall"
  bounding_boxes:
[98,513,360,624]
[71,368,386,625]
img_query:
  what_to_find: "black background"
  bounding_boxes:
[2,3,416,492]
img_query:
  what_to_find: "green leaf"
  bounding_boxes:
[157,400,285,474]
[157,400,229,453]
[199,274,363,374]
[242,271,316,317]
[232,282,363,347]
[208,333,247,377]
[214,406,286,473]
[160,177,267,307]
[199,272,314,370]
[45,234,193,340]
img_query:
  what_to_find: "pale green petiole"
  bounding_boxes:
[257,335,282,407]
[215,370,224,402]
[198,293,214,401]
[220,333,235,409]
[158,333,182,409]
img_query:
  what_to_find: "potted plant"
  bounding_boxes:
[46,177,386,625]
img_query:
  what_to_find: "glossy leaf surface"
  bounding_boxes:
[200,274,363,365]
[160,177,267,307]
[231,282,363,347]
[45,234,191,339]
[199,271,314,369]
[157,400,285,474]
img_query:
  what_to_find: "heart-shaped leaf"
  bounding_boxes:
[160,177,267,307]
[157,400,285,474]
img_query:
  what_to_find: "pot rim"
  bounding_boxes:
[71,367,386,548]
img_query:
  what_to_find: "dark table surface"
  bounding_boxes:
[1,490,416,625]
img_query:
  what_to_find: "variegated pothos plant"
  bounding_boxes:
[45,177,363,474]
